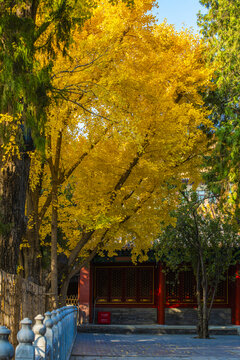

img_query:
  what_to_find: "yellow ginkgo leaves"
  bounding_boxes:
[29,0,214,272]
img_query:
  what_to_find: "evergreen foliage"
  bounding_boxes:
[155,189,239,338]
[198,0,240,209]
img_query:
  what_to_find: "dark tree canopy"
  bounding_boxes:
[155,190,239,338]
[198,0,240,205]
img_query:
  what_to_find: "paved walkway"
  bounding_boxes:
[71,333,240,359]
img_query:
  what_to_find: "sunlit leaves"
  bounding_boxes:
[31,0,213,263]
[0,114,21,167]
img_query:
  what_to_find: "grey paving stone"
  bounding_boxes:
[71,358,240,360]
[71,333,240,359]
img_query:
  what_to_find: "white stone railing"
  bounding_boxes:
[0,305,78,360]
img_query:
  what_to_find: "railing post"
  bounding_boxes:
[71,307,75,348]
[72,307,75,344]
[65,305,76,360]
[69,306,76,357]
[61,307,67,360]
[56,309,63,360]
[59,308,65,360]
[43,312,54,360]
[66,307,71,358]
[33,314,47,359]
[74,305,78,338]
[15,318,35,360]
[67,306,72,358]
[0,326,14,360]
[51,310,59,359]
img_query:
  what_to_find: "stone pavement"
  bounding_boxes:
[70,333,240,359]
[77,324,239,335]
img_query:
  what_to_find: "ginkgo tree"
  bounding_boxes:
[21,0,214,305]
[0,0,135,275]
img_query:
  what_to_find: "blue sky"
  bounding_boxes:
[153,0,205,33]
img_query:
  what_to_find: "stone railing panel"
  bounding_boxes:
[0,306,78,360]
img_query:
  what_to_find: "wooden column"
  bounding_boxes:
[235,264,240,325]
[157,264,165,324]
[78,267,90,324]
[89,264,93,323]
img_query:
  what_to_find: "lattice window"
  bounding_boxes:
[125,268,137,302]
[166,271,180,303]
[215,280,227,303]
[96,268,109,302]
[95,266,154,304]
[110,268,123,302]
[139,267,153,302]
[166,268,228,305]
[182,270,195,303]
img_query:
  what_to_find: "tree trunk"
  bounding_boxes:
[196,254,210,339]
[59,275,71,307]
[196,258,204,338]
[51,182,58,308]
[202,263,209,338]
[22,185,42,283]
[49,131,63,308]
[23,225,42,283]
[0,154,30,273]
[202,283,209,338]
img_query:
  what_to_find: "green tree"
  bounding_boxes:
[155,190,239,338]
[198,0,240,207]
[0,0,132,274]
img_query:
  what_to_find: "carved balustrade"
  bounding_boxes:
[0,305,78,360]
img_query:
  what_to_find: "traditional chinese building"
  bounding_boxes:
[69,252,240,326]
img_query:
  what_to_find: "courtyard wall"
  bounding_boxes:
[0,269,46,345]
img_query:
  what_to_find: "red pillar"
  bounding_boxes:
[157,264,165,324]
[89,264,93,323]
[235,264,240,325]
[78,267,90,324]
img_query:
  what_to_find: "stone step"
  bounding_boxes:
[78,324,239,336]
